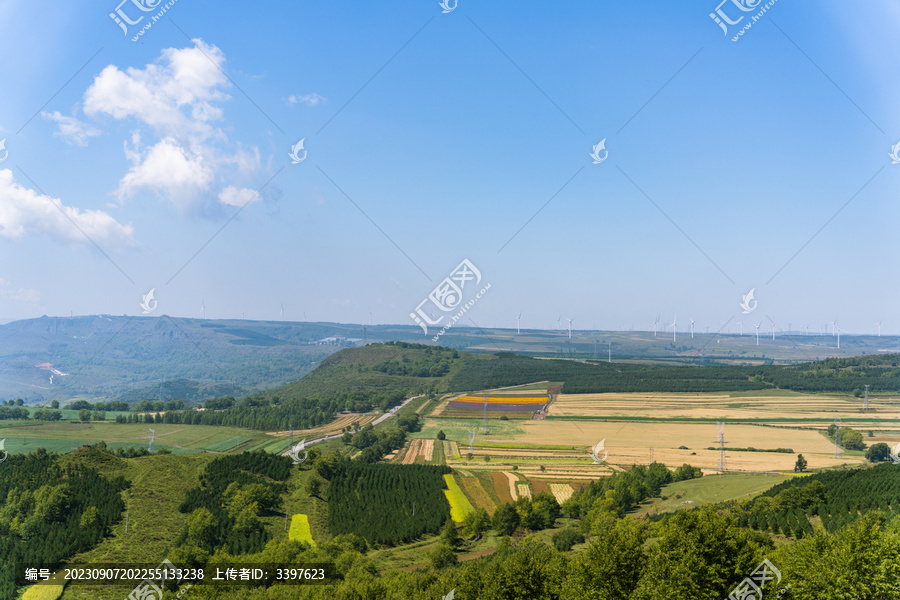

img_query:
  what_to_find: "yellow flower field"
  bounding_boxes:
[443,474,475,522]
[289,514,316,546]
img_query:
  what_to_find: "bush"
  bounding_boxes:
[551,528,584,551]
[437,430,446,441]
[429,543,458,569]
[866,443,890,462]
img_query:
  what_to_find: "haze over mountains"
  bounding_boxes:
[1,314,898,404]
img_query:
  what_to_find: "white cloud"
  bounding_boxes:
[118,137,215,206]
[287,93,325,106]
[41,111,100,146]
[218,185,259,207]
[75,39,261,210]
[0,169,133,246]
[83,39,228,141]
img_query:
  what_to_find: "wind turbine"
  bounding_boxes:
[772,321,776,340]
[557,316,562,331]
[516,310,522,335]
[654,315,660,338]
[689,317,694,339]
[671,315,677,342]
[831,320,837,336]
[754,322,761,346]
[281,301,285,322]
[837,327,841,349]
[877,321,882,337]
[739,321,743,336]
[201,300,206,320]
[567,318,573,339]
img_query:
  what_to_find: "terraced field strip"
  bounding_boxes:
[289,514,316,546]
[549,483,574,504]
[421,439,434,461]
[202,436,253,452]
[458,473,497,514]
[492,471,514,503]
[443,474,476,522]
[273,414,377,438]
[517,483,532,500]
[402,439,422,465]
[503,471,520,500]
[442,440,455,460]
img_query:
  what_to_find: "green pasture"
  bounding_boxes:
[633,473,787,517]
[0,421,277,454]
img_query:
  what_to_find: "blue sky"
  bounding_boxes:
[0,0,897,336]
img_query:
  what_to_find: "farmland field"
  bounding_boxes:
[0,422,283,455]
[443,474,476,522]
[405,386,900,480]
[550,391,900,429]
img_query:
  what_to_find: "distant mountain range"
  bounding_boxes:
[1,315,897,404]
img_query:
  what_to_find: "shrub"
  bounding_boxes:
[551,528,584,551]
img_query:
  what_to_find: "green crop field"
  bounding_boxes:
[0,421,277,455]
[201,436,254,452]
[412,418,525,444]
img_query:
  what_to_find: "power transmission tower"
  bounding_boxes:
[863,385,870,411]
[716,422,727,472]
[148,428,155,453]
[467,430,476,456]
[482,396,489,434]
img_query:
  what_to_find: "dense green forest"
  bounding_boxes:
[0,449,128,599]
[175,452,292,558]
[446,352,900,394]
[733,463,900,537]
[157,484,900,600]
[325,462,452,546]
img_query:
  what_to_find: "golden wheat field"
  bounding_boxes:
[550,392,900,426]
[513,420,857,471]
